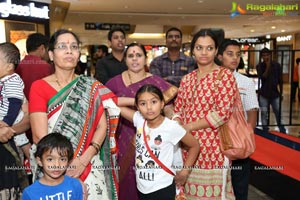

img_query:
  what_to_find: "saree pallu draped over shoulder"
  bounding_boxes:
[33,76,120,200]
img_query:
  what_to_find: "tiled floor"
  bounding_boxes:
[248,83,299,200]
[248,185,274,200]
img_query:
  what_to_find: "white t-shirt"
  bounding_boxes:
[234,71,259,118]
[133,111,186,194]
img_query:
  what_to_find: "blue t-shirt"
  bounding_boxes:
[22,175,83,200]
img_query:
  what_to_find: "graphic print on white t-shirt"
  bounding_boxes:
[133,111,186,194]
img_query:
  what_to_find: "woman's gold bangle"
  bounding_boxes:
[90,141,100,153]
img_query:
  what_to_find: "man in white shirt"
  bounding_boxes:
[218,39,259,200]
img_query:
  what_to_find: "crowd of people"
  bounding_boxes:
[0,26,292,200]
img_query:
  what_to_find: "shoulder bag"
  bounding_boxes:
[215,69,256,160]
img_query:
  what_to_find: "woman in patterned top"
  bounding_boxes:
[173,29,237,200]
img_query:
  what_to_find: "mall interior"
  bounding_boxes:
[1,0,300,199]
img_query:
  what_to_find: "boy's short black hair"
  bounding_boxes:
[260,47,271,55]
[217,39,240,56]
[35,133,74,161]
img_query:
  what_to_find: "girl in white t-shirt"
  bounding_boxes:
[118,84,199,200]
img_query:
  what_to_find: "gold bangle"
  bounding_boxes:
[90,142,100,153]
[78,157,87,167]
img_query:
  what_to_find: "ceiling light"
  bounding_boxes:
[129,33,165,39]
[271,26,276,29]
[250,29,255,32]
[281,30,286,32]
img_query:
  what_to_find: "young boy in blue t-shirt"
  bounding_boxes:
[22,133,86,200]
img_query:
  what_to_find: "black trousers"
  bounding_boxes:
[231,157,250,200]
[291,81,300,101]
[138,180,175,200]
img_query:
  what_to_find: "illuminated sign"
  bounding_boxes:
[276,35,292,42]
[0,0,49,19]
[233,37,267,44]
[85,23,131,31]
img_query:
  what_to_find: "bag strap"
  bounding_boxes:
[215,68,246,118]
[216,68,224,80]
[142,120,175,176]
[214,67,240,101]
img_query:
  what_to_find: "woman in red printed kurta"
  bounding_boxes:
[174,29,237,199]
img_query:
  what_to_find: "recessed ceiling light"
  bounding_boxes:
[271,26,276,29]
[281,30,286,32]
[197,0,204,3]
[250,29,255,32]
[177,7,183,10]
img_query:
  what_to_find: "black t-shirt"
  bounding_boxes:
[94,54,127,84]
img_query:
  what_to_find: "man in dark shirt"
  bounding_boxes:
[94,28,127,84]
[149,27,195,87]
[256,47,286,133]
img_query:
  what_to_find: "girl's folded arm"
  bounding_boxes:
[119,106,135,122]
[175,132,200,186]
[181,132,200,171]
[117,97,135,107]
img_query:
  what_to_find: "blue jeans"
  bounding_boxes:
[259,96,286,133]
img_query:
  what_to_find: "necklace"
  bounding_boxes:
[55,78,62,88]
[55,74,75,89]
[127,71,147,85]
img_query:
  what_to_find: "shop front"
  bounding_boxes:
[0,0,50,58]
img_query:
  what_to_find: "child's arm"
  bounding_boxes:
[12,101,30,134]
[3,98,22,126]
[0,120,8,127]
[119,106,136,122]
[175,133,200,186]
[117,97,135,107]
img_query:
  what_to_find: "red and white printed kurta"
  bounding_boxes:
[174,67,237,199]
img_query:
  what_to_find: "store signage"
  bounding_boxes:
[0,0,49,19]
[234,37,267,44]
[276,35,292,42]
[85,23,131,31]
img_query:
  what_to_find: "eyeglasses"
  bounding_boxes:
[54,42,80,52]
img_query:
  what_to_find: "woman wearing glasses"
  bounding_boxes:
[29,29,119,200]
